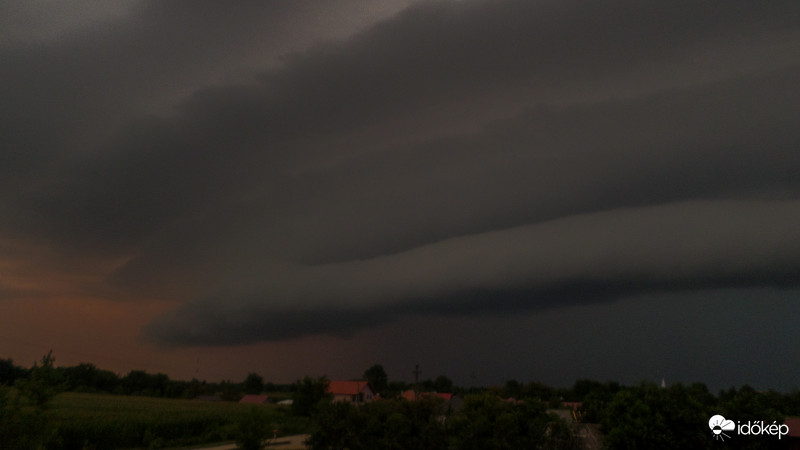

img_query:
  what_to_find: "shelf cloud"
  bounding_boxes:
[2,0,799,386]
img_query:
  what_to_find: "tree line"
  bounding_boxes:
[4,356,800,449]
[298,366,800,450]
[0,358,454,401]
[306,390,583,450]
[0,356,294,400]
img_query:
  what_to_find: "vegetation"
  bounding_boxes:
[38,392,306,449]
[4,355,800,449]
[0,356,295,401]
[308,396,449,449]
[362,364,389,397]
[234,406,274,450]
[446,393,581,450]
[307,393,581,450]
[0,354,305,449]
[598,382,800,450]
[291,375,331,417]
[45,393,260,448]
[0,352,61,449]
[244,372,266,395]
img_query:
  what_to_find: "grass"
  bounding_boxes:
[45,392,308,449]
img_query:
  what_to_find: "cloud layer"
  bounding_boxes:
[2,0,799,346]
[147,200,800,344]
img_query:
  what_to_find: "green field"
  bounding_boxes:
[45,392,306,449]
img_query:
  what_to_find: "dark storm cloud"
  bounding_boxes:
[0,0,405,195]
[2,0,799,344]
[147,200,800,344]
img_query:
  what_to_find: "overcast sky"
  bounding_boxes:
[2,0,799,391]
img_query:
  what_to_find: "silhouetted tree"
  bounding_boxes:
[523,380,557,403]
[0,358,26,385]
[244,372,265,395]
[292,376,330,416]
[448,392,580,450]
[363,364,389,396]
[308,397,448,450]
[17,351,61,408]
[716,385,786,450]
[121,370,171,396]
[503,379,522,399]
[307,400,359,449]
[602,382,713,450]
[433,375,454,394]
[1,352,61,448]
[235,406,273,450]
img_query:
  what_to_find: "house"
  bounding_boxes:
[327,380,375,404]
[239,394,270,404]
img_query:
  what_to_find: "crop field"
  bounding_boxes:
[45,392,305,449]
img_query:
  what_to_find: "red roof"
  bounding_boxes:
[239,394,269,404]
[327,380,370,396]
[785,417,800,438]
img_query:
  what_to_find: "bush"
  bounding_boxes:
[307,398,448,450]
[235,406,273,450]
[0,352,62,449]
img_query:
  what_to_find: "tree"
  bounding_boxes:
[306,400,359,449]
[121,370,170,396]
[545,414,584,450]
[235,406,272,450]
[292,376,331,416]
[0,359,26,385]
[363,364,389,396]
[577,380,621,423]
[447,392,581,450]
[523,380,557,403]
[716,385,785,450]
[449,393,536,450]
[503,379,522,399]
[60,362,122,393]
[433,375,454,394]
[244,372,265,395]
[17,350,61,408]
[307,397,448,450]
[1,352,61,448]
[570,379,604,401]
[602,383,713,450]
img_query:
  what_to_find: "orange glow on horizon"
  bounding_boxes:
[0,295,177,373]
